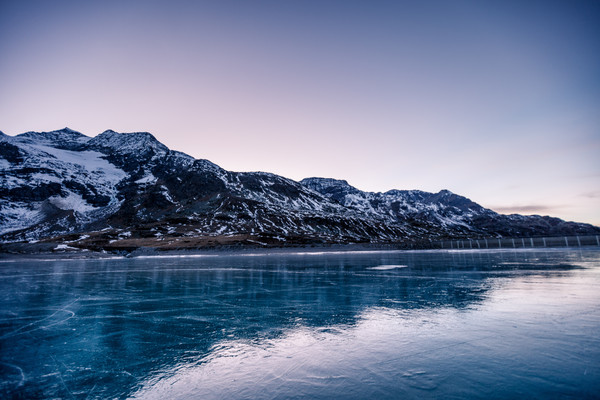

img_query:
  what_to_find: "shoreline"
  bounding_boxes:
[1,241,598,262]
[2,232,599,261]
[0,241,416,261]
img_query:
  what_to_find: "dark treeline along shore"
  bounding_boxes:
[1,128,598,256]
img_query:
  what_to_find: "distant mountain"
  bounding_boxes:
[300,178,595,238]
[1,128,598,251]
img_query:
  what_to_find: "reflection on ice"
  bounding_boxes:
[0,249,599,399]
[132,278,600,400]
[130,307,450,399]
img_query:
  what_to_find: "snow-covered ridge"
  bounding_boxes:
[300,177,512,231]
[87,130,169,155]
[1,128,598,243]
[301,177,359,193]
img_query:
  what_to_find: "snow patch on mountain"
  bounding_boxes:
[27,144,126,184]
[136,172,158,185]
[49,192,96,213]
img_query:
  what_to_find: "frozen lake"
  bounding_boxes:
[1,249,599,399]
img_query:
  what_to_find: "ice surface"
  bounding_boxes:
[1,250,599,399]
[368,264,409,270]
[53,244,77,250]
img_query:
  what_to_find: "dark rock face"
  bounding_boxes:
[4,182,64,202]
[1,128,598,247]
[0,141,23,164]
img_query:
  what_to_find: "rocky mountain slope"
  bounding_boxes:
[1,128,598,251]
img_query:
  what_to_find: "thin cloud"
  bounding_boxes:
[491,204,561,215]
[581,191,600,199]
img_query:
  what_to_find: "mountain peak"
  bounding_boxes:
[98,129,156,139]
[18,127,86,137]
[88,130,169,155]
[301,177,357,191]
[15,128,90,148]
[54,127,80,134]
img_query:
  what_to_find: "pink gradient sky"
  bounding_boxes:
[1,0,599,225]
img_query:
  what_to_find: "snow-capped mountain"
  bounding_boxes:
[0,129,126,237]
[300,178,593,238]
[1,128,598,250]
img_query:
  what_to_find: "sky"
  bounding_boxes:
[1,0,599,225]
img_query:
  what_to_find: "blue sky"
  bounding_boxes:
[1,0,599,225]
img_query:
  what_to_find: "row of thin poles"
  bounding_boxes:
[439,235,600,249]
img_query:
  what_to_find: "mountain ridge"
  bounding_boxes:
[1,128,598,252]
